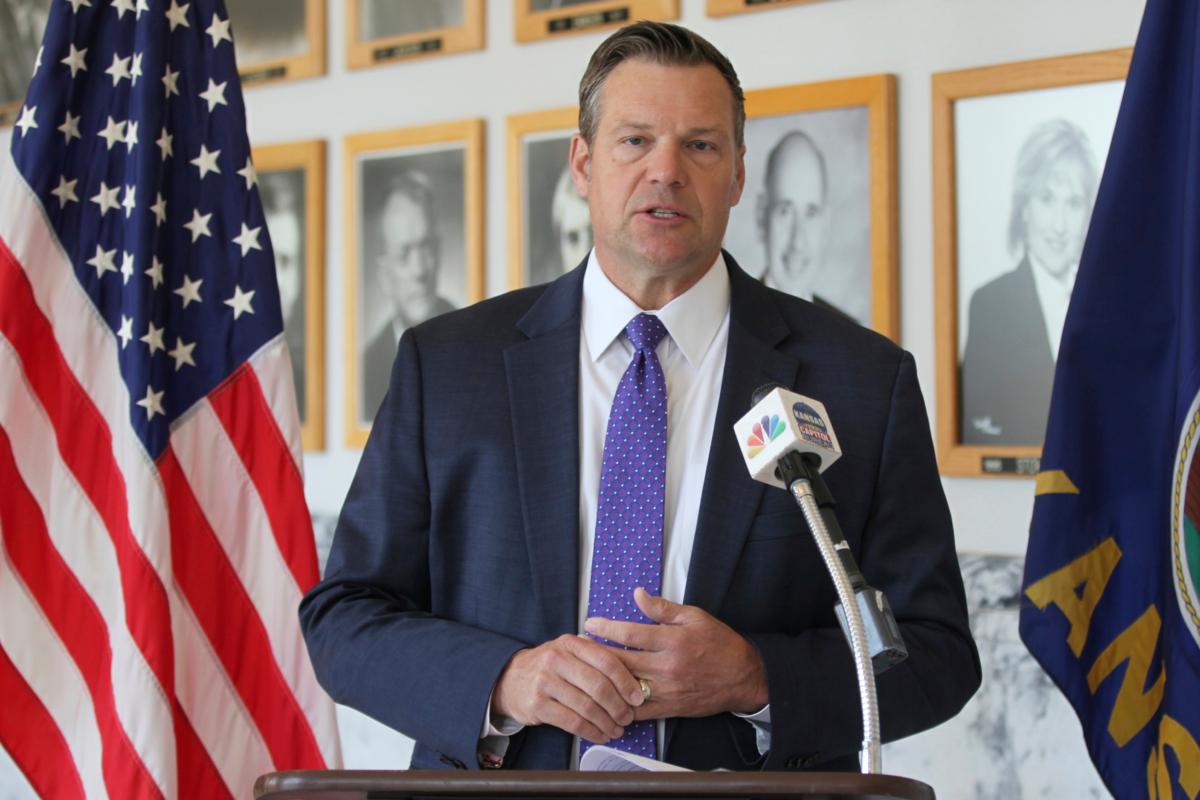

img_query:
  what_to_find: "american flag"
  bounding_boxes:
[0,0,341,796]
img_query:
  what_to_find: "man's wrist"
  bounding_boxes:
[732,638,769,713]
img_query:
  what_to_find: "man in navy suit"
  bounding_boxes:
[300,22,979,773]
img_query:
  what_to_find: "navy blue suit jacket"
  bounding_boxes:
[300,255,980,772]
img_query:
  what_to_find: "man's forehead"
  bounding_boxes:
[595,59,736,137]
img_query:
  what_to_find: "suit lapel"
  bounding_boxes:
[683,257,800,615]
[505,266,586,640]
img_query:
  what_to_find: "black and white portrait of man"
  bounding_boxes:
[524,133,592,287]
[260,169,307,418]
[357,148,466,423]
[955,81,1123,446]
[724,107,871,326]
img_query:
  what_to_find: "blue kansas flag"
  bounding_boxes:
[1020,0,1200,797]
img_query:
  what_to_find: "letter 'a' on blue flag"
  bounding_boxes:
[1019,0,1200,797]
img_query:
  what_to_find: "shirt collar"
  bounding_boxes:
[581,249,731,367]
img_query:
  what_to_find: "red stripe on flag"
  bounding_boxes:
[159,447,328,770]
[0,240,175,691]
[171,700,233,799]
[0,645,85,800]
[0,427,163,799]
[209,365,319,590]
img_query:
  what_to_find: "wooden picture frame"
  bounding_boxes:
[252,139,327,452]
[707,0,821,17]
[347,0,484,69]
[932,49,1131,477]
[506,106,589,290]
[514,0,678,44]
[343,120,485,448]
[0,0,49,127]
[726,75,898,340]
[227,0,326,87]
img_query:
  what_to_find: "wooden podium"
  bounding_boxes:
[254,769,935,799]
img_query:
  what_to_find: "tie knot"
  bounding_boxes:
[625,313,668,352]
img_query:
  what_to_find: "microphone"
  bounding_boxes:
[734,384,908,774]
[734,384,907,673]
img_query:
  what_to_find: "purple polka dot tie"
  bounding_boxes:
[581,313,668,761]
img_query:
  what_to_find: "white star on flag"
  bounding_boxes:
[86,244,117,278]
[112,0,137,19]
[120,251,135,284]
[51,176,78,208]
[225,286,255,319]
[116,315,133,349]
[198,78,228,112]
[140,321,165,355]
[206,13,232,47]
[165,0,190,31]
[183,209,213,242]
[150,193,167,226]
[136,0,149,17]
[122,185,137,218]
[131,52,143,85]
[162,65,180,98]
[61,44,88,78]
[168,338,197,371]
[15,106,37,138]
[156,126,173,160]
[146,257,165,288]
[33,46,42,75]
[237,158,258,190]
[124,120,139,149]
[58,111,81,144]
[90,181,121,216]
[232,223,263,257]
[136,385,165,420]
[66,0,91,12]
[105,53,132,86]
[190,144,221,179]
[174,275,203,308]
[97,116,127,150]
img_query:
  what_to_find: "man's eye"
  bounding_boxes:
[691,141,713,151]
[625,136,645,146]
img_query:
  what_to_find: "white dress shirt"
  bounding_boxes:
[482,251,771,763]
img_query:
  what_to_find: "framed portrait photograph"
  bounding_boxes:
[507,106,591,290]
[343,120,485,448]
[724,75,898,339]
[932,49,1131,477]
[226,0,326,87]
[346,0,484,69]
[707,0,821,17]
[253,139,327,451]
[0,0,49,127]
[515,0,678,44]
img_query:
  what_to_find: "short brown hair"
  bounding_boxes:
[578,21,745,147]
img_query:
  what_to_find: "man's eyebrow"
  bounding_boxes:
[608,122,731,139]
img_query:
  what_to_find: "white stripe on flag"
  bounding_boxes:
[250,339,305,474]
[0,337,174,797]
[0,531,108,799]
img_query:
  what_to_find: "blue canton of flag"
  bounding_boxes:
[11,0,281,458]
[1020,0,1200,797]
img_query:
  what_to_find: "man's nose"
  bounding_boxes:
[647,143,685,186]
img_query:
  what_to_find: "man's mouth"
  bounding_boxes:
[647,208,681,219]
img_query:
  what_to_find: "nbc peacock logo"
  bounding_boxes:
[746,414,786,459]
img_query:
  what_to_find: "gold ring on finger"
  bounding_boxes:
[638,678,652,702]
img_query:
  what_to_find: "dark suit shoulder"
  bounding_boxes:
[765,285,905,371]
[408,283,551,346]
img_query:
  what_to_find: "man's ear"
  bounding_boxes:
[568,133,591,198]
